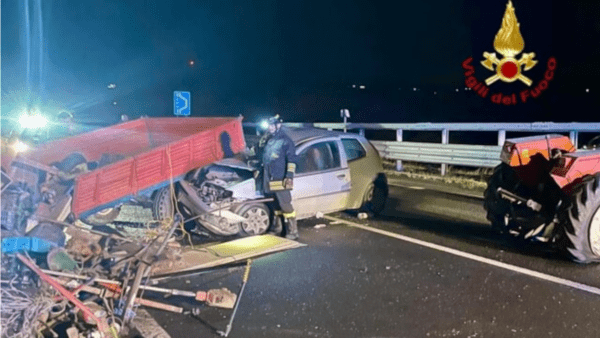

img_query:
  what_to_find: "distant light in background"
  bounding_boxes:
[11,140,29,153]
[434,91,437,95]
[413,87,417,91]
[18,113,47,129]
[359,85,365,89]
[189,60,195,66]
[456,88,459,92]
[352,84,356,88]
[113,101,118,105]
[107,83,116,89]
[586,88,589,93]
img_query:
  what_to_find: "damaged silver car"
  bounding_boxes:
[183,127,389,236]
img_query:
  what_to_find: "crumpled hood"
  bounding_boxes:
[212,158,255,172]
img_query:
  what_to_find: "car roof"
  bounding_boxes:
[282,126,362,146]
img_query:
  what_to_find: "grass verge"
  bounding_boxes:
[383,160,491,193]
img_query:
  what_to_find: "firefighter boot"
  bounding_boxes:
[267,215,283,235]
[284,217,299,240]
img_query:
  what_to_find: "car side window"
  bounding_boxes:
[297,141,341,174]
[341,138,366,162]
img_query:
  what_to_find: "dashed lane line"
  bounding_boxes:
[324,215,600,297]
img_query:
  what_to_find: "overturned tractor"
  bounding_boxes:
[484,134,600,263]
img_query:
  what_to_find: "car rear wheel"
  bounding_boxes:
[362,179,387,215]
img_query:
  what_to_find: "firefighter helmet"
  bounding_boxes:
[266,114,283,125]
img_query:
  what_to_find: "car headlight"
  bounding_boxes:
[18,114,48,129]
[11,140,29,153]
[259,120,269,130]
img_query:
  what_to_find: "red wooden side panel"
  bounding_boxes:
[167,140,194,175]
[190,132,219,165]
[72,174,98,214]
[25,119,151,165]
[72,117,246,217]
[96,160,135,204]
[134,152,164,189]
[210,119,246,156]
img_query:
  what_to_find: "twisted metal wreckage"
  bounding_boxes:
[1,117,304,337]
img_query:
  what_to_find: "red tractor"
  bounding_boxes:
[484,134,600,263]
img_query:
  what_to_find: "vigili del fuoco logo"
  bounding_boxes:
[462,0,556,105]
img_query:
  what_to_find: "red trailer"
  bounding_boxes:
[5,117,245,221]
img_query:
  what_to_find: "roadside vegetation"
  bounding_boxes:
[382,159,490,193]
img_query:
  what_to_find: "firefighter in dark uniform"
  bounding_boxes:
[260,115,299,240]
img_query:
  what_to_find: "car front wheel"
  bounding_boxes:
[235,203,271,236]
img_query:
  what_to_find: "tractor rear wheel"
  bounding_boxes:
[561,174,600,263]
[484,163,521,235]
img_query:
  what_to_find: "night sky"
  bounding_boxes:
[2,0,600,130]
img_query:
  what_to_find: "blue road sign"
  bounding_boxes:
[174,91,191,116]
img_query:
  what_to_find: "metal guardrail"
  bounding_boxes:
[370,141,502,169]
[243,122,599,175]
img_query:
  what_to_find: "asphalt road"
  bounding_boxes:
[142,184,600,338]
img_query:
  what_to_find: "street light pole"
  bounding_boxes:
[340,109,350,133]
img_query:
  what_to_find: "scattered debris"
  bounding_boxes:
[0,117,305,336]
[315,211,324,218]
[357,212,368,220]
[1,279,56,338]
[314,224,327,229]
[216,259,252,337]
[0,211,303,337]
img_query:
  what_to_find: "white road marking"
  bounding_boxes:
[325,215,600,297]
[407,186,426,190]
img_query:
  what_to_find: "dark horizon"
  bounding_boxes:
[2,0,600,130]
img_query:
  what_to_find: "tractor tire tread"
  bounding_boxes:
[563,173,600,263]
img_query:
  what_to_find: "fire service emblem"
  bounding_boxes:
[462,1,556,105]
